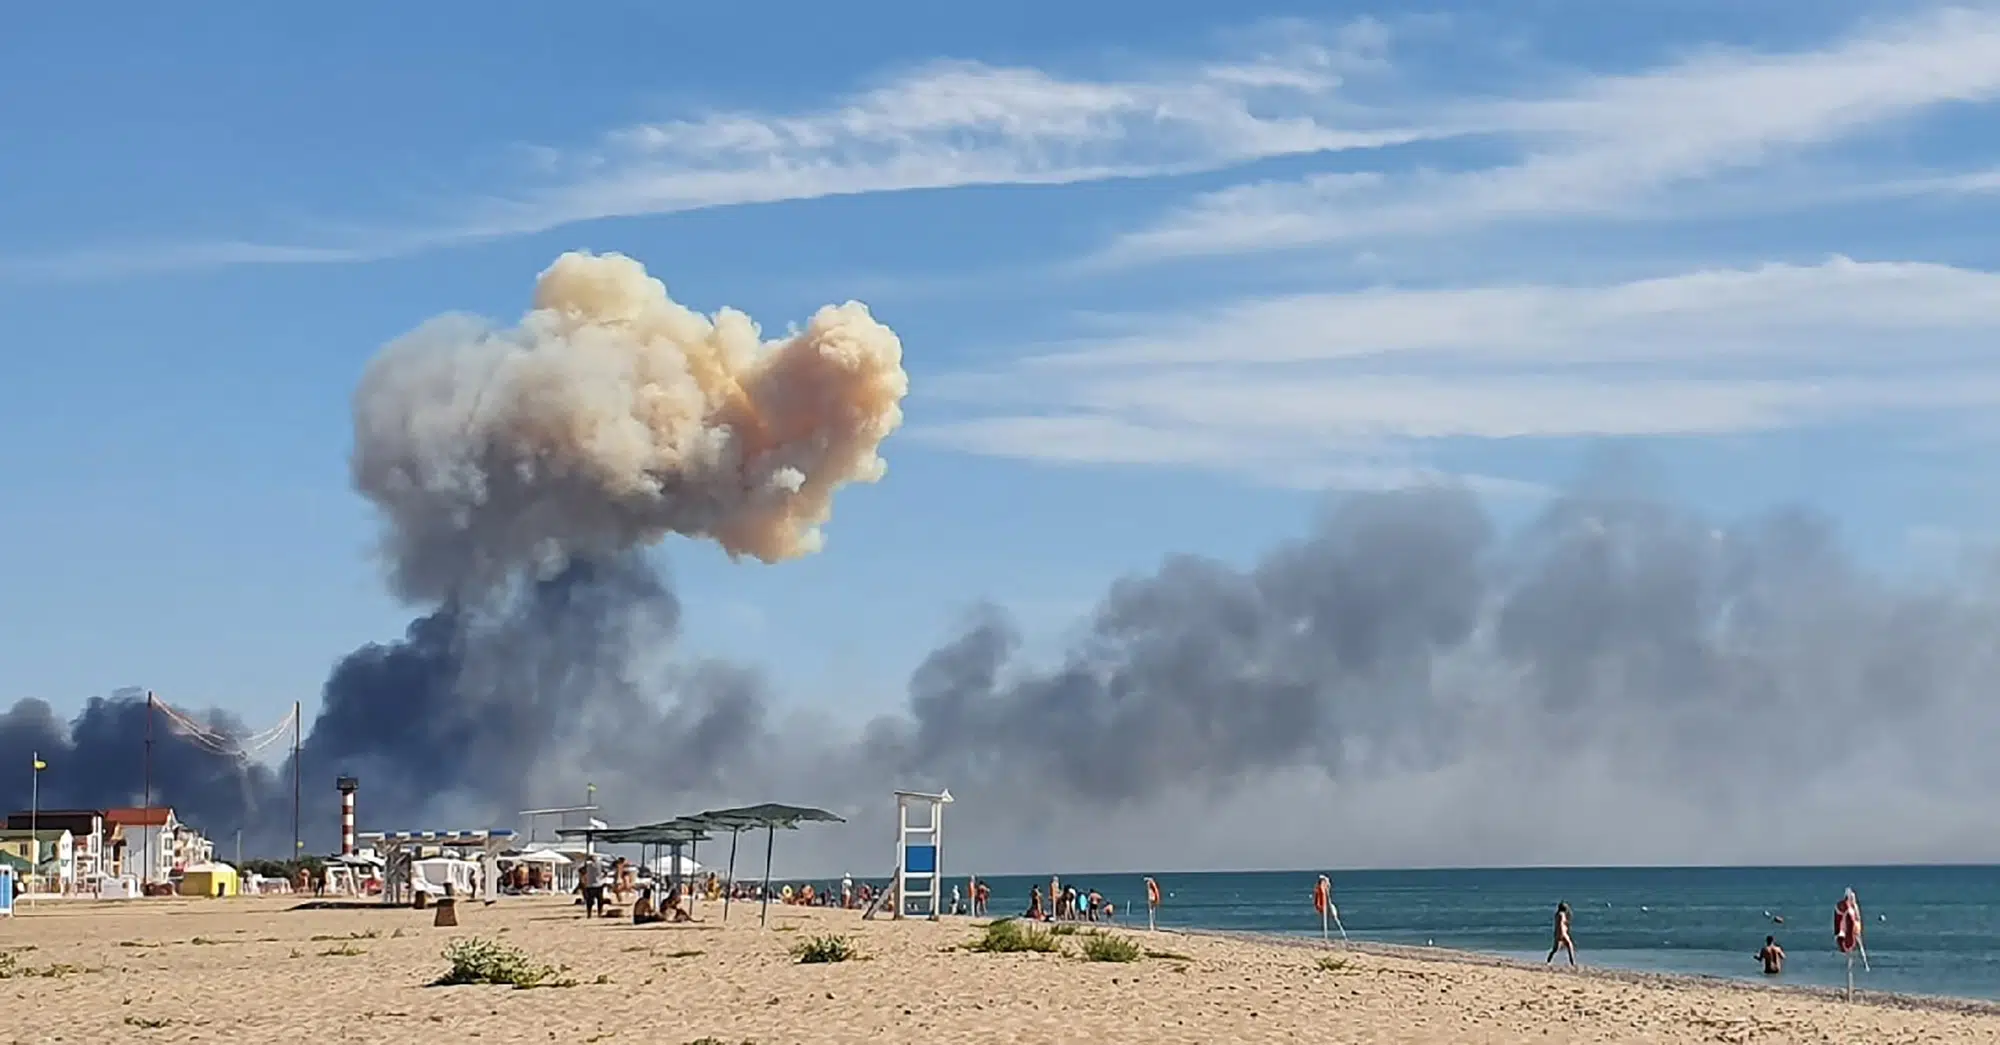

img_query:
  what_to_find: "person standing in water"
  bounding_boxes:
[1756,935,1786,975]
[1546,901,1577,966]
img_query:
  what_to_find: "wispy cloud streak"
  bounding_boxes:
[1101,6,2000,262]
[918,257,2000,483]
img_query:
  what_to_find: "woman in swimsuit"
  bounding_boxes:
[1546,901,1576,966]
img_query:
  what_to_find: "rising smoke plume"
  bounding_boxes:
[8,252,2000,872]
[0,251,908,853]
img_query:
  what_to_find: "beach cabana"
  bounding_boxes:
[358,830,515,905]
[179,862,239,898]
[689,803,846,926]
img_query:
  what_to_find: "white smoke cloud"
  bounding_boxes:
[350,251,910,601]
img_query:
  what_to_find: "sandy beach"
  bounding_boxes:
[3,895,1996,1044]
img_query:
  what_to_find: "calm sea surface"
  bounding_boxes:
[941,866,2000,1001]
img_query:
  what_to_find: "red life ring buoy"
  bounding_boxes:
[1834,900,1861,953]
[1313,877,1331,915]
[1145,877,1161,908]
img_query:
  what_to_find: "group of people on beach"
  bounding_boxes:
[1545,900,1794,977]
[1024,875,1115,924]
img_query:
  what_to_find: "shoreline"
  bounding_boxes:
[1178,924,2000,1018]
[7,896,2000,1043]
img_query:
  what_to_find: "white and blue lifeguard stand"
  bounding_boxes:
[893,789,952,920]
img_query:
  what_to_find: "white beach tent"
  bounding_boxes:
[503,847,581,891]
[648,854,703,878]
[412,857,480,897]
[504,849,570,865]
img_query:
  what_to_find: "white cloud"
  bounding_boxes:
[7,21,1440,278]
[1102,6,2000,262]
[457,35,1428,240]
[18,8,2000,281]
[1017,257,2000,368]
[0,240,381,280]
[916,257,2000,483]
[1878,166,2000,198]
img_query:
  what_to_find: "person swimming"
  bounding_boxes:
[1757,935,1786,975]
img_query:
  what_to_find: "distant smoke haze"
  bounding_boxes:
[6,253,1998,875]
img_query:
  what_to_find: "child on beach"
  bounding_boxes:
[1546,901,1576,966]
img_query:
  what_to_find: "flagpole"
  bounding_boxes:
[30,753,41,899]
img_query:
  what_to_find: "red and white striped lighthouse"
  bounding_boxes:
[336,776,359,856]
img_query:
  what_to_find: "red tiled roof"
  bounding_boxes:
[104,807,172,827]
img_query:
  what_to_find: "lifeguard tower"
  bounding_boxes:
[891,789,952,920]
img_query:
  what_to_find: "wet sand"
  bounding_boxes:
[2,894,1996,1043]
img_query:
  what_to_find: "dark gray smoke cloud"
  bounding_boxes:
[848,485,2000,872]
[6,482,2000,870]
[301,555,766,831]
[6,250,1998,870]
[0,249,902,857]
[0,688,286,843]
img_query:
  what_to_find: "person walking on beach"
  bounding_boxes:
[580,857,605,918]
[1756,936,1786,975]
[975,878,990,917]
[1546,901,1576,966]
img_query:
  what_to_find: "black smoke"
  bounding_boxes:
[301,555,764,833]
[0,688,283,842]
[7,483,2000,869]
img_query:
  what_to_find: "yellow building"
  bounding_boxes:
[0,829,74,890]
[178,862,240,898]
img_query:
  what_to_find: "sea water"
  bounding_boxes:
[954,866,2000,1001]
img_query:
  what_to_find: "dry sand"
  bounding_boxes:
[3,894,1998,1044]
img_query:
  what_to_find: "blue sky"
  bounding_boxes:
[6,0,2000,731]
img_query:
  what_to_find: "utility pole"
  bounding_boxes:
[291,702,302,862]
[143,691,154,886]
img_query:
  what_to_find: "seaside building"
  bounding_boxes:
[0,806,215,887]
[103,807,212,882]
[0,828,76,891]
[3,810,104,883]
[174,820,215,871]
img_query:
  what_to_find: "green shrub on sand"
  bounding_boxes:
[968,919,1061,954]
[1079,934,1143,963]
[433,937,573,989]
[790,934,857,964]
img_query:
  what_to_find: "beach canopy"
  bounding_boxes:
[551,804,844,923]
[691,803,845,831]
[687,803,847,926]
